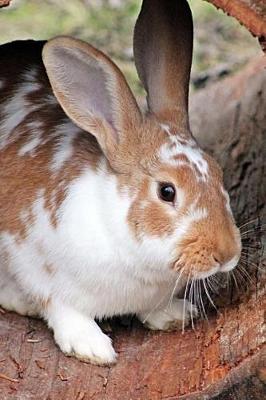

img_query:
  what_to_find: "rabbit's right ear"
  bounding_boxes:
[42,36,142,161]
[134,0,193,130]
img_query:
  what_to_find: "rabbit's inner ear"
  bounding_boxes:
[55,48,114,129]
[43,42,119,152]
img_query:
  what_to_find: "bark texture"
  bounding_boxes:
[0,57,265,400]
[206,0,266,39]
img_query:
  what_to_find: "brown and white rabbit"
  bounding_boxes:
[0,0,241,365]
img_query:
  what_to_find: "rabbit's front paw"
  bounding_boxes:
[47,303,117,365]
[139,298,198,331]
[56,325,117,365]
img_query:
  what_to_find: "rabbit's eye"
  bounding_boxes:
[158,183,176,203]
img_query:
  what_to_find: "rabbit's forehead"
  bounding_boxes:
[158,131,209,182]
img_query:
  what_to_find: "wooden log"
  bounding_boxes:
[205,0,266,40]
[0,56,265,400]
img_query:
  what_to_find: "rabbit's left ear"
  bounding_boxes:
[134,0,193,131]
[42,36,142,159]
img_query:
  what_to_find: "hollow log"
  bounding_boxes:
[0,56,265,400]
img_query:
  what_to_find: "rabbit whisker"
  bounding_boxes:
[207,276,219,294]
[166,267,185,311]
[142,268,185,324]
[199,279,208,322]
[239,257,260,270]
[234,266,253,286]
[238,215,265,229]
[237,264,255,285]
[240,225,266,237]
[203,279,217,311]
[231,270,240,292]
[188,278,195,330]
[182,270,191,333]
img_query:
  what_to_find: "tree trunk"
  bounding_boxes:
[205,0,266,40]
[0,56,265,400]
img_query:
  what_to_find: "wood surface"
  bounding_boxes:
[0,56,265,399]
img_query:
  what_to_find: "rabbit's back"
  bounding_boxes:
[0,40,102,237]
[0,41,114,318]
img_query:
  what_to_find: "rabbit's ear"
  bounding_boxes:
[42,36,141,158]
[134,0,193,130]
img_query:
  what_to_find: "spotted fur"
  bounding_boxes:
[0,0,241,365]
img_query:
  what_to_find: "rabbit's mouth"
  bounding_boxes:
[170,212,242,280]
[171,247,240,281]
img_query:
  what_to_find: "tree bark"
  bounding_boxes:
[205,0,266,40]
[0,57,265,400]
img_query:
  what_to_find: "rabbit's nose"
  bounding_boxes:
[211,225,241,270]
[212,253,221,265]
[219,255,240,272]
[211,246,240,272]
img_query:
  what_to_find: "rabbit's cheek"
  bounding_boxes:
[128,200,175,239]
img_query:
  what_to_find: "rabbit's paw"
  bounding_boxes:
[0,279,39,317]
[139,299,198,331]
[47,304,117,365]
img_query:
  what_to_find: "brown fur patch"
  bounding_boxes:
[176,215,241,277]
[173,154,190,163]
[141,201,174,237]
[0,43,103,240]
[0,41,240,281]
[0,119,101,238]
[127,172,175,238]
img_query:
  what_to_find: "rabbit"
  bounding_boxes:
[0,0,241,365]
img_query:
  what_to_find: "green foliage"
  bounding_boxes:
[0,0,259,95]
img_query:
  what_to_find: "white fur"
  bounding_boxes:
[139,298,198,330]
[0,165,184,363]
[18,121,44,156]
[194,254,239,279]
[0,70,41,150]
[19,136,43,156]
[160,123,171,135]
[0,155,214,363]
[175,202,208,245]
[160,124,196,147]
[159,134,209,181]
[43,93,58,106]
[46,301,117,364]
[221,186,233,215]
[194,266,220,280]
[0,274,38,317]
[0,43,240,365]
[220,255,239,272]
[50,121,80,171]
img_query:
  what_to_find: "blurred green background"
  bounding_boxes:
[0,0,260,96]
